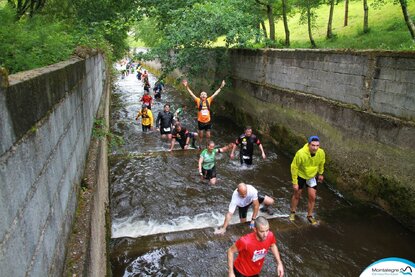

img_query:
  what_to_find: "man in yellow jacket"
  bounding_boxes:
[289,136,325,225]
[135,104,153,132]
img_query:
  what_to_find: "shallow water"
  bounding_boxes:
[109,71,415,276]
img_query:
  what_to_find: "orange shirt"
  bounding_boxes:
[195,97,213,123]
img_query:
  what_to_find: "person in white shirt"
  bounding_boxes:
[215,183,275,235]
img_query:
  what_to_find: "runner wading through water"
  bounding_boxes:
[182,79,226,148]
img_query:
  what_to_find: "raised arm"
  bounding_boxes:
[270,243,285,277]
[211,80,226,100]
[182,80,198,101]
[219,142,235,153]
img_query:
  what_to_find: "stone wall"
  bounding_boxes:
[229,49,415,121]
[0,53,107,275]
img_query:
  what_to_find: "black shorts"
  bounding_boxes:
[298,176,318,190]
[234,266,258,277]
[198,121,212,131]
[238,193,265,219]
[178,133,195,149]
[240,155,253,165]
[154,92,161,99]
[202,166,216,180]
[160,126,172,135]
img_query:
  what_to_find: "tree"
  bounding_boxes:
[7,0,46,20]
[327,0,335,38]
[281,0,291,46]
[255,0,276,42]
[344,0,349,26]
[398,0,415,40]
[298,0,320,47]
[363,0,369,33]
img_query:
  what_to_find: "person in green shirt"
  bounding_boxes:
[289,136,326,225]
[198,141,233,185]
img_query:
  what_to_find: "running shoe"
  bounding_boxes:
[289,211,296,221]
[307,215,317,225]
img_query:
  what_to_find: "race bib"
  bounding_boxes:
[201,109,209,116]
[242,155,251,159]
[306,177,317,187]
[163,127,171,132]
[144,102,150,105]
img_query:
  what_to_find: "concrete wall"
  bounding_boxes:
[230,49,415,121]
[0,53,107,275]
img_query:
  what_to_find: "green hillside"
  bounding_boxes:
[274,0,415,50]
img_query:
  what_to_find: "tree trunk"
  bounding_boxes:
[399,0,415,40]
[261,20,268,39]
[344,0,349,26]
[282,0,290,46]
[267,4,276,41]
[307,0,316,47]
[327,0,335,38]
[363,0,369,33]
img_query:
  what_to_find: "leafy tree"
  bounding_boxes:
[297,0,322,47]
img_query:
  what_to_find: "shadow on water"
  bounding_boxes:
[109,70,415,276]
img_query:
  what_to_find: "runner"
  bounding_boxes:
[215,183,274,235]
[135,104,153,132]
[169,122,198,151]
[140,90,153,110]
[156,104,174,140]
[198,141,233,185]
[289,135,326,225]
[230,126,266,166]
[227,216,284,277]
[153,80,164,100]
[182,79,226,148]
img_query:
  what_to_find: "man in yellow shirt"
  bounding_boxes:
[135,104,153,132]
[289,136,325,225]
[182,79,226,148]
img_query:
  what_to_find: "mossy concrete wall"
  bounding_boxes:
[0,52,109,275]
[219,49,415,230]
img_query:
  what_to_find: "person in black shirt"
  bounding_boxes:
[230,126,266,166]
[156,104,174,140]
[169,123,198,151]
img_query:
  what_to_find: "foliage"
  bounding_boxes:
[92,118,124,149]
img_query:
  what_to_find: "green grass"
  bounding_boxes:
[211,0,415,50]
[275,0,415,50]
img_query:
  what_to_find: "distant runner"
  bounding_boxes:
[140,90,153,110]
[215,183,274,235]
[182,79,226,148]
[230,126,266,166]
[198,141,233,185]
[135,104,153,132]
[289,135,326,225]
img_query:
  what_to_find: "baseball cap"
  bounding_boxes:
[308,135,320,143]
[142,104,148,109]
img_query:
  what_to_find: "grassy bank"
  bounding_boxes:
[276,0,415,50]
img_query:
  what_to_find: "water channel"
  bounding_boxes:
[109,70,415,276]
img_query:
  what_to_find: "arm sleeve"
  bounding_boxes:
[155,113,161,128]
[318,150,326,175]
[291,153,300,185]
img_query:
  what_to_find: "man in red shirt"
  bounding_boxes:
[227,217,284,277]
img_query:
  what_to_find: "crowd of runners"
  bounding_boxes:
[117,62,326,277]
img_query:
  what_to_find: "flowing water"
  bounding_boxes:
[109,70,415,277]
